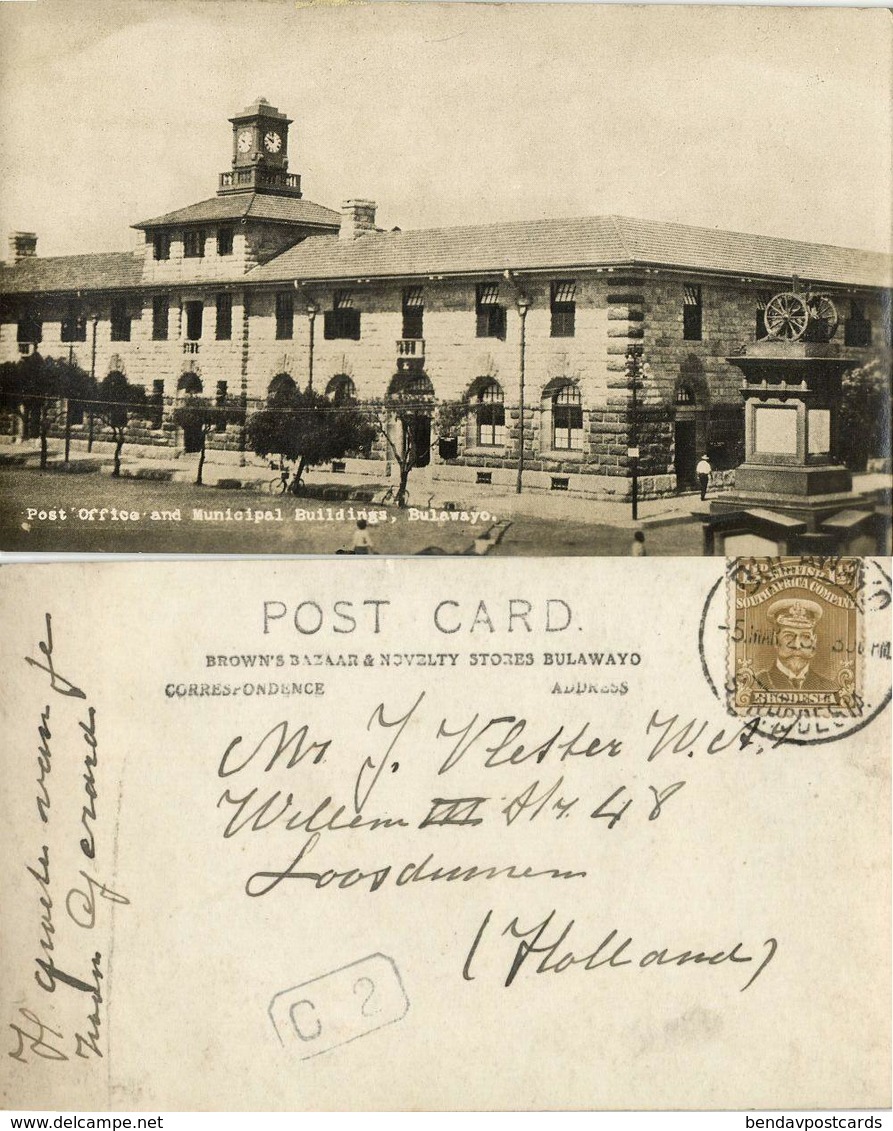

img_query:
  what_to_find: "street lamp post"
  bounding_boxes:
[516,297,528,495]
[306,301,319,392]
[625,343,643,522]
[88,313,99,452]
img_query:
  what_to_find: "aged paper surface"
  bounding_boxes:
[1,557,889,1111]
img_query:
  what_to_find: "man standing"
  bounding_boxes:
[696,453,712,500]
[755,598,836,692]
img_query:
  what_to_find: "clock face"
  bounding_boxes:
[263,130,282,154]
[237,130,253,153]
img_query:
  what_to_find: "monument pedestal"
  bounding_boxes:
[702,336,884,555]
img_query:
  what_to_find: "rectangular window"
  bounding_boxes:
[17,310,42,344]
[683,284,702,341]
[844,301,872,347]
[185,301,203,341]
[402,287,424,340]
[216,293,233,340]
[150,379,164,429]
[152,295,169,341]
[476,283,506,339]
[217,228,234,257]
[183,229,205,259]
[61,301,87,343]
[152,232,171,261]
[324,290,361,340]
[275,292,294,340]
[69,399,85,426]
[551,280,576,337]
[110,299,131,342]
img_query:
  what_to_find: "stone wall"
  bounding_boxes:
[0,271,887,496]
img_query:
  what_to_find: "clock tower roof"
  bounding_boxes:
[229,97,292,127]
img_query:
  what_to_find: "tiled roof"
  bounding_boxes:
[0,251,144,295]
[614,216,891,290]
[133,193,340,230]
[247,214,891,289]
[2,215,888,298]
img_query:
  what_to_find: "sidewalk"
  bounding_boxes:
[4,439,889,533]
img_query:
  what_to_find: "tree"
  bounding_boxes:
[839,354,892,471]
[172,394,246,485]
[87,371,148,477]
[247,380,376,488]
[0,353,94,470]
[364,375,449,508]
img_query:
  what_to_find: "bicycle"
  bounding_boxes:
[267,464,304,496]
[376,484,397,506]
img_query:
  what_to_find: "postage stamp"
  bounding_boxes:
[268,953,409,1060]
[728,557,863,716]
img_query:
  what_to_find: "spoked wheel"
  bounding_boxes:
[807,294,839,342]
[764,292,809,341]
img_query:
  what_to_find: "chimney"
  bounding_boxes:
[9,231,37,263]
[339,200,377,241]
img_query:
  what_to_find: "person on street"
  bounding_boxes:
[696,453,712,500]
[351,518,375,554]
[630,529,647,556]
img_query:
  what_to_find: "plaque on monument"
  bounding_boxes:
[808,408,831,454]
[754,406,798,454]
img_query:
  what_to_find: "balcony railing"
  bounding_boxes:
[218,168,302,195]
[397,338,425,359]
[183,342,200,355]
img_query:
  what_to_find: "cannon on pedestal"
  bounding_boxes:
[763,290,839,343]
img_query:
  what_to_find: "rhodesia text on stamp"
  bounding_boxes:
[729,557,862,716]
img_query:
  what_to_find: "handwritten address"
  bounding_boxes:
[214,694,781,994]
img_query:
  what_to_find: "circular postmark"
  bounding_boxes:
[699,556,892,746]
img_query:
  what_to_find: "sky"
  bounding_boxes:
[0,1,890,259]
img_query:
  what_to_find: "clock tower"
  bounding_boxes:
[219,98,302,198]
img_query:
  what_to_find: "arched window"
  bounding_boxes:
[177,372,203,394]
[267,373,296,403]
[325,375,357,405]
[676,384,695,405]
[552,384,583,450]
[388,372,434,399]
[476,380,506,446]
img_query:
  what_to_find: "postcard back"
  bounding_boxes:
[1,557,889,1111]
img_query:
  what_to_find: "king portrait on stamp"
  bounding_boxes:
[754,598,836,693]
[730,558,862,715]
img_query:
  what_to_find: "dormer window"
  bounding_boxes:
[217,227,234,257]
[152,231,171,261]
[183,229,205,259]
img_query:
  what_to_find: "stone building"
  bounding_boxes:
[1,98,889,498]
